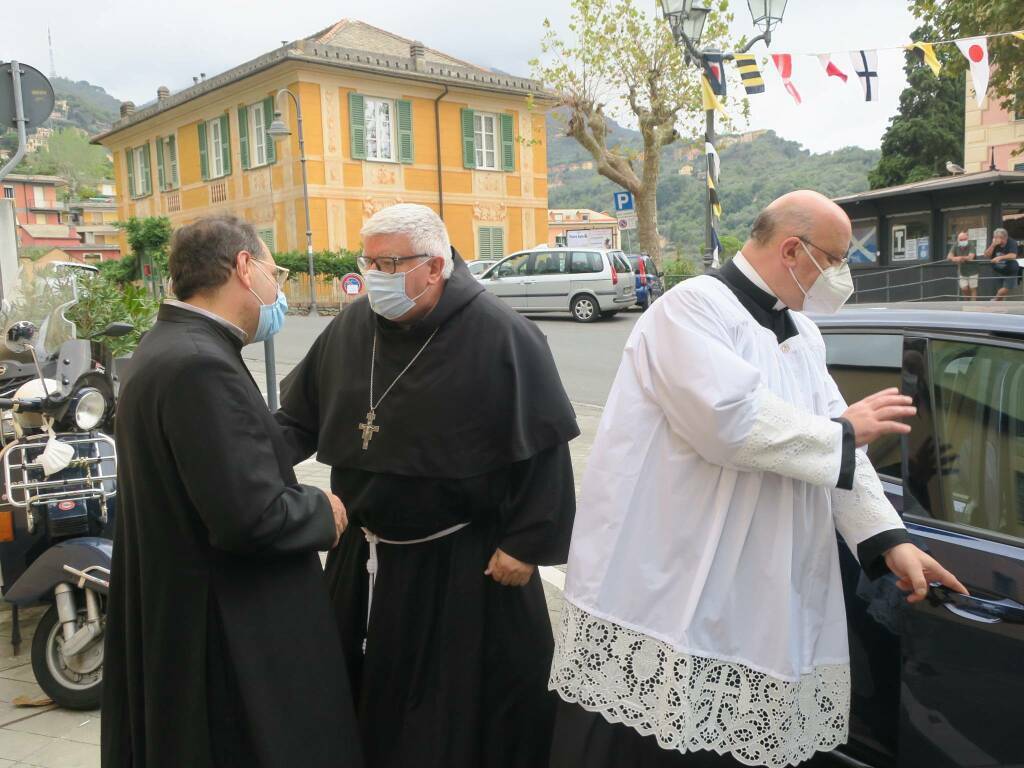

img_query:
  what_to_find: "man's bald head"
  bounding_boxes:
[749,190,851,248]
[741,190,853,311]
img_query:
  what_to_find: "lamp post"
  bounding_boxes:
[267,89,317,315]
[660,0,788,269]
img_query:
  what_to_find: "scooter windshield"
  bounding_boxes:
[1,263,87,357]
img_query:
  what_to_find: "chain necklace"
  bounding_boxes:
[358,328,439,450]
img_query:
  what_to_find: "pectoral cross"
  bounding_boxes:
[358,410,380,450]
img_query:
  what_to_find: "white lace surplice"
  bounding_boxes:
[551,276,904,768]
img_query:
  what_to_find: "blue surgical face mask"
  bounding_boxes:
[247,261,288,343]
[364,258,431,320]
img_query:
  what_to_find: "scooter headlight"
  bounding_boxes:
[73,388,107,431]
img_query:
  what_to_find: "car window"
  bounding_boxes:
[927,339,1024,540]
[824,333,903,480]
[534,252,569,275]
[609,252,631,272]
[570,251,602,274]
[496,253,533,278]
[468,261,490,275]
[644,257,660,277]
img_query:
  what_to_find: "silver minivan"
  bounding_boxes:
[479,247,635,322]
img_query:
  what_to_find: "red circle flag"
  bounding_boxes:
[969,44,985,63]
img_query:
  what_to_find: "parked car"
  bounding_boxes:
[812,302,1024,768]
[627,253,664,310]
[478,247,635,322]
[467,259,498,278]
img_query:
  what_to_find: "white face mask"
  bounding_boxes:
[364,258,431,320]
[789,240,854,314]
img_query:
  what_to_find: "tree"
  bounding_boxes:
[19,128,112,198]
[109,216,173,288]
[869,26,964,189]
[532,0,746,262]
[910,0,1024,113]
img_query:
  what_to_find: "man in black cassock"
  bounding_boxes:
[275,203,579,768]
[102,216,363,768]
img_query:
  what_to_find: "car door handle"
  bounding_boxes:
[928,585,1024,624]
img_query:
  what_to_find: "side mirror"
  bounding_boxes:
[5,321,39,354]
[94,321,135,340]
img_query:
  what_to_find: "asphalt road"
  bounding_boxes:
[243,307,641,408]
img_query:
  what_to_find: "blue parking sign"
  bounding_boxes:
[613,191,635,213]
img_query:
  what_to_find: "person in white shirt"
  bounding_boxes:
[548,190,966,768]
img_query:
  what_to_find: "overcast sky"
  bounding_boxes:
[3,0,926,154]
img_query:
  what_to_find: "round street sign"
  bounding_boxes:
[0,63,55,132]
[341,272,364,296]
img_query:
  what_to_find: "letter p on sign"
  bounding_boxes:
[613,191,634,213]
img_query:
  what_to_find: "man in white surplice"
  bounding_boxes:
[548,191,967,768]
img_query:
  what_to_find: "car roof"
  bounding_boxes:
[812,302,1024,336]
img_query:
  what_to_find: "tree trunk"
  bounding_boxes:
[634,139,662,263]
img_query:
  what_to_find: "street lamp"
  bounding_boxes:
[267,89,317,315]
[661,0,787,269]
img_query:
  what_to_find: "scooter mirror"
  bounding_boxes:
[5,321,39,355]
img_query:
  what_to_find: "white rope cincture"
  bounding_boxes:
[361,522,471,654]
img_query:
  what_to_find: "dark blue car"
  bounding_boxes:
[813,303,1024,768]
[627,254,664,310]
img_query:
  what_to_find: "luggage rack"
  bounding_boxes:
[2,433,117,512]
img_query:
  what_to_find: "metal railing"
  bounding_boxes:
[848,260,1024,304]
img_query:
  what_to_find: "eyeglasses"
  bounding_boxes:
[799,237,849,269]
[254,259,290,288]
[357,254,430,274]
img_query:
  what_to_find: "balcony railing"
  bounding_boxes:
[164,190,181,214]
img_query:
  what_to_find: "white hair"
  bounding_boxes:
[995,227,1009,238]
[360,203,453,279]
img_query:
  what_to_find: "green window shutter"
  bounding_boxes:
[142,143,152,196]
[258,228,276,253]
[220,114,232,176]
[238,106,250,170]
[478,227,491,260]
[397,99,413,164]
[461,109,476,169]
[126,149,136,199]
[264,97,276,164]
[349,93,366,160]
[168,135,179,187]
[156,138,167,191]
[493,227,505,258]
[500,113,515,172]
[198,122,209,180]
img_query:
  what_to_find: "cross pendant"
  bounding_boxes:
[358,410,380,450]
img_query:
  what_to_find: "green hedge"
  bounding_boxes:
[274,250,360,280]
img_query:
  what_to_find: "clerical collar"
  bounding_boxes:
[164,299,247,342]
[732,252,786,311]
[710,258,799,344]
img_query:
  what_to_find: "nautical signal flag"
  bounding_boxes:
[701,76,728,117]
[956,36,990,106]
[771,54,802,105]
[907,42,942,77]
[850,50,880,102]
[817,54,848,83]
[703,53,727,97]
[733,54,765,95]
[707,172,722,219]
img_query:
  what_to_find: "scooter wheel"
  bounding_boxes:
[31,605,103,710]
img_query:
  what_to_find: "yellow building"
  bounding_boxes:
[963,80,1024,172]
[92,19,553,262]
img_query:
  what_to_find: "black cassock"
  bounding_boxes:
[102,305,362,768]
[276,252,579,768]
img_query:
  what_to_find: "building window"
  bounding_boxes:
[33,186,45,207]
[848,218,879,265]
[943,207,989,256]
[478,226,505,260]
[2,186,12,199]
[157,135,179,190]
[889,214,931,263]
[474,112,498,170]
[128,144,152,199]
[258,228,276,254]
[365,97,395,162]
[208,118,225,179]
[1015,163,1024,171]
[250,101,267,167]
